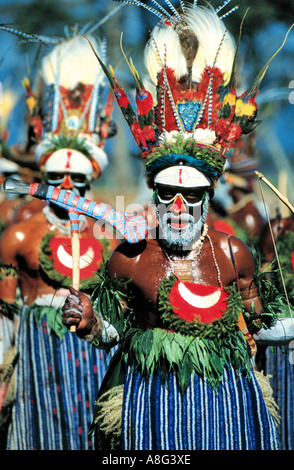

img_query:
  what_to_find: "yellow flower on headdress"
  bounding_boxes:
[235,98,256,117]
[22,77,37,113]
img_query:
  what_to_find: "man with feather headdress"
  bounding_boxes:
[61,0,294,450]
[0,28,119,449]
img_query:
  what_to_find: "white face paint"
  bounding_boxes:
[154,165,211,188]
[154,188,210,250]
[44,148,94,176]
[35,135,109,181]
[153,165,212,250]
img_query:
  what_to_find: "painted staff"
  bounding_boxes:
[3,178,149,243]
[67,208,81,333]
[3,178,149,332]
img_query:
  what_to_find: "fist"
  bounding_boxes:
[62,287,97,338]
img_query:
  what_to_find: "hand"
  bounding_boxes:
[62,287,98,338]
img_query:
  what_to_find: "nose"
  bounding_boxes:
[170,195,187,214]
[60,174,74,190]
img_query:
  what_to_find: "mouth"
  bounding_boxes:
[168,217,190,230]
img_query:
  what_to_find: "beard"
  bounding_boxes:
[155,193,210,253]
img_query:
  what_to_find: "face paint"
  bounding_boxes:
[153,186,210,250]
[155,185,209,207]
[45,172,90,196]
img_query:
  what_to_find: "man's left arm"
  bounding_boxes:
[232,236,294,345]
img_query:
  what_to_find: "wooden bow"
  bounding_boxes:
[255,171,293,323]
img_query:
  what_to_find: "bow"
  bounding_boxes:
[255,171,293,323]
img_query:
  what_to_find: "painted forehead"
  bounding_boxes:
[153,165,211,188]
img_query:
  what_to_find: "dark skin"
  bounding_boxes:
[62,226,263,338]
[0,211,118,306]
[228,186,266,238]
[0,181,119,307]
[260,215,294,263]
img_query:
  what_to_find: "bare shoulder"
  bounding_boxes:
[208,227,256,275]
[0,212,46,259]
[108,240,148,277]
[208,227,252,253]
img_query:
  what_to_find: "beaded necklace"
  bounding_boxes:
[161,224,223,288]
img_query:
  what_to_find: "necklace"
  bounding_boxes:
[187,222,209,259]
[42,205,87,235]
[206,233,222,288]
[162,223,209,282]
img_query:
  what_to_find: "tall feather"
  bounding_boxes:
[243,22,294,101]
[185,5,235,84]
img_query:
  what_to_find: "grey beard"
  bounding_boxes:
[155,194,210,253]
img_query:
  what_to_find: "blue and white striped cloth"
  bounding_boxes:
[7,307,113,450]
[0,315,15,363]
[265,346,294,450]
[122,364,279,450]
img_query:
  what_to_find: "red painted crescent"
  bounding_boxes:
[49,237,103,279]
[169,280,229,323]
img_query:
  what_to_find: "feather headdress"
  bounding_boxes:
[28,33,113,179]
[80,0,293,184]
[1,7,125,179]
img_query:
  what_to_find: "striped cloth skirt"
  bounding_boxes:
[122,364,279,450]
[6,306,113,450]
[0,315,15,364]
[265,346,294,450]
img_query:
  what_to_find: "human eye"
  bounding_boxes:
[184,190,202,203]
[157,187,175,201]
[70,174,87,184]
[47,172,64,182]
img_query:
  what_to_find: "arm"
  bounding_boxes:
[229,235,294,344]
[229,237,262,310]
[62,287,120,348]
[61,249,130,346]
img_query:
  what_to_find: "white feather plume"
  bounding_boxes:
[144,24,187,84]
[38,35,104,90]
[144,5,236,85]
